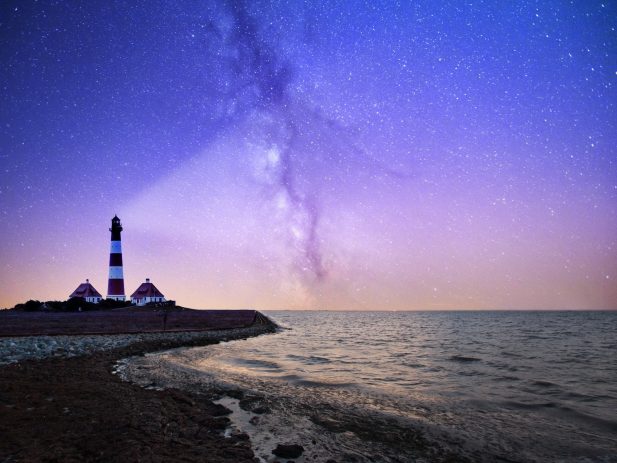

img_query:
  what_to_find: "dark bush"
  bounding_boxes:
[12,300,42,311]
[8,297,134,312]
[64,297,98,312]
[99,298,134,309]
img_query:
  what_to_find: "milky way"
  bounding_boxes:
[1,1,616,309]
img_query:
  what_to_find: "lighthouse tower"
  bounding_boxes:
[107,215,126,301]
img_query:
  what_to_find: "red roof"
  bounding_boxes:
[70,282,102,299]
[130,281,165,299]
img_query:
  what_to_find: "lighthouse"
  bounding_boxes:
[107,215,126,301]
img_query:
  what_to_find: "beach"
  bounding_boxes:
[0,315,277,463]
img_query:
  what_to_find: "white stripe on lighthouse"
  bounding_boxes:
[108,266,124,279]
[110,241,122,253]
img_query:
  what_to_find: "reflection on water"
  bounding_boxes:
[123,311,617,462]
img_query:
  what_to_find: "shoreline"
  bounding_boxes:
[118,335,472,463]
[0,320,277,462]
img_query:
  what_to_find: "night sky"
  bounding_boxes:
[1,1,616,310]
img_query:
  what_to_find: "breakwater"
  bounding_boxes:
[0,312,276,365]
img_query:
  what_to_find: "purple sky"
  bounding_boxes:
[1,1,616,309]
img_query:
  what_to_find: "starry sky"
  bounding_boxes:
[1,0,616,310]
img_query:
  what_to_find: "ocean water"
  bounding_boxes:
[121,311,617,462]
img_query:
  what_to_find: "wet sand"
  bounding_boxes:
[0,322,276,463]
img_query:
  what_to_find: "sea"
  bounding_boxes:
[120,311,617,462]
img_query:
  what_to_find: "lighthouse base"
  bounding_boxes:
[107,295,126,302]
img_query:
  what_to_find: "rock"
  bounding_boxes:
[252,405,270,414]
[272,444,304,459]
[209,403,232,417]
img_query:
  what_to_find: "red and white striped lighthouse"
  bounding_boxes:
[107,215,126,301]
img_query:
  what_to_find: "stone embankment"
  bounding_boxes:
[0,322,276,365]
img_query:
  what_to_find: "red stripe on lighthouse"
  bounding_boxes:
[108,279,125,296]
[109,253,123,266]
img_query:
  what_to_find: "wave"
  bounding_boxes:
[404,362,426,369]
[502,400,560,410]
[229,357,282,371]
[286,354,332,364]
[492,375,520,382]
[449,355,481,363]
[502,400,617,433]
[531,380,559,388]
